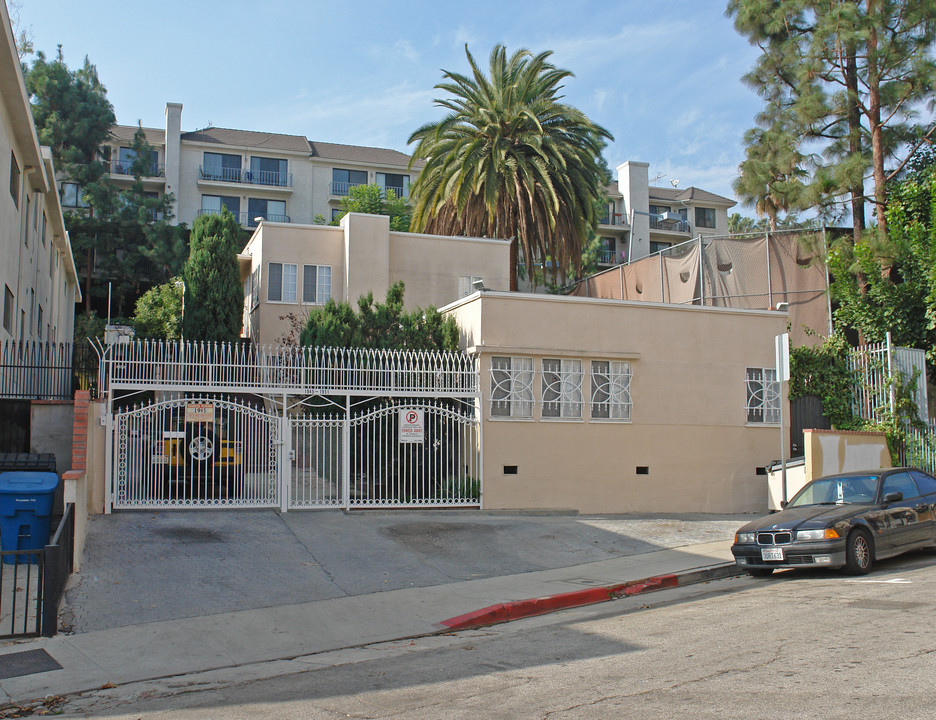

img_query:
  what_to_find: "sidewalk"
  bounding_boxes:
[0,537,740,706]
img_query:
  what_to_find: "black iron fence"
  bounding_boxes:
[0,341,98,401]
[0,504,74,638]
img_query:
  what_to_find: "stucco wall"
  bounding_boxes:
[446,292,788,513]
[804,428,892,483]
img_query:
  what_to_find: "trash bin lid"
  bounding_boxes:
[0,471,59,494]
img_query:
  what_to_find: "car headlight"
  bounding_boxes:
[735,532,756,544]
[796,528,840,541]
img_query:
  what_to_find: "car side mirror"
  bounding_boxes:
[780,500,788,509]
[884,491,904,504]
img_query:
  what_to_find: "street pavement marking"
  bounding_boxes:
[846,578,912,584]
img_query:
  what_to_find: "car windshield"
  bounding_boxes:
[787,475,879,507]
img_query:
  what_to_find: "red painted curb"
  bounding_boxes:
[439,572,683,631]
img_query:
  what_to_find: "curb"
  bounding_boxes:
[438,563,743,631]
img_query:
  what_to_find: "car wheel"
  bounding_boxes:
[844,529,873,575]
[746,568,774,578]
[185,423,217,477]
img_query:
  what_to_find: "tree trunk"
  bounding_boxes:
[509,236,518,292]
[866,2,888,235]
[846,44,865,244]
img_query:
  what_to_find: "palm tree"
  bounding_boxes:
[408,45,612,290]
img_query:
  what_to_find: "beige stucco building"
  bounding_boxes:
[0,2,80,346]
[68,103,422,232]
[444,291,788,513]
[238,212,511,344]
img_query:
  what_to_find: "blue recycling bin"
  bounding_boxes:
[0,472,59,564]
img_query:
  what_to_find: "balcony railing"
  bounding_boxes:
[196,209,291,226]
[107,161,165,178]
[597,249,626,265]
[598,213,626,226]
[199,167,293,188]
[329,182,410,200]
[650,218,691,233]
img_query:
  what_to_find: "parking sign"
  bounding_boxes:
[399,409,424,443]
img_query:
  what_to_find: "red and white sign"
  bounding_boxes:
[399,409,424,443]
[185,403,214,424]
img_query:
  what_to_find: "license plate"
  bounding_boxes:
[761,547,783,561]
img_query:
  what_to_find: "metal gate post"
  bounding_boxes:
[279,394,290,513]
[343,394,351,511]
[104,399,114,514]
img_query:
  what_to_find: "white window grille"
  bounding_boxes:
[251,268,260,310]
[746,367,779,423]
[490,356,534,418]
[590,360,632,420]
[542,358,583,419]
[458,275,484,298]
[303,265,332,304]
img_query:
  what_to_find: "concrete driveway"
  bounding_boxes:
[62,509,749,633]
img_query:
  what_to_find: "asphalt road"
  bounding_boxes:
[54,548,936,719]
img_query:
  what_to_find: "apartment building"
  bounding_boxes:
[0,2,80,347]
[69,102,421,231]
[595,160,735,268]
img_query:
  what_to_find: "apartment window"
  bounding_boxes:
[649,204,669,216]
[202,152,242,182]
[331,208,344,222]
[200,194,240,218]
[458,275,484,298]
[490,356,534,418]
[9,152,19,208]
[267,262,298,303]
[24,193,30,246]
[249,157,288,186]
[250,267,260,310]
[116,147,159,175]
[61,182,89,208]
[2,286,12,334]
[37,305,43,339]
[376,172,409,198]
[248,198,287,224]
[302,265,331,304]
[695,207,716,229]
[746,367,780,424]
[649,240,671,254]
[41,211,47,247]
[591,360,632,420]
[542,358,583,419]
[332,168,367,195]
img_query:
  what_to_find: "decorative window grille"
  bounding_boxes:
[250,268,260,310]
[458,275,484,298]
[590,360,632,420]
[746,367,779,423]
[542,358,583,418]
[490,356,533,418]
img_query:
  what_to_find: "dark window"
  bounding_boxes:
[61,182,89,208]
[203,152,242,182]
[649,240,671,254]
[248,198,286,224]
[267,262,283,302]
[3,286,12,334]
[376,172,409,197]
[331,168,367,195]
[200,195,240,217]
[117,147,159,176]
[695,207,716,228]
[9,153,19,208]
[882,471,920,500]
[649,204,669,215]
[249,157,288,186]
[331,208,344,222]
[911,471,936,495]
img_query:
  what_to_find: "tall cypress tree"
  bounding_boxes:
[182,211,242,342]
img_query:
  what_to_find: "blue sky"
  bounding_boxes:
[17,0,764,208]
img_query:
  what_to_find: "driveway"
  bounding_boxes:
[61,509,748,633]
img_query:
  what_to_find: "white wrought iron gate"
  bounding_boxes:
[104,341,481,512]
[289,398,480,509]
[111,396,280,509]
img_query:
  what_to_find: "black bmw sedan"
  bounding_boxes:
[732,468,936,576]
